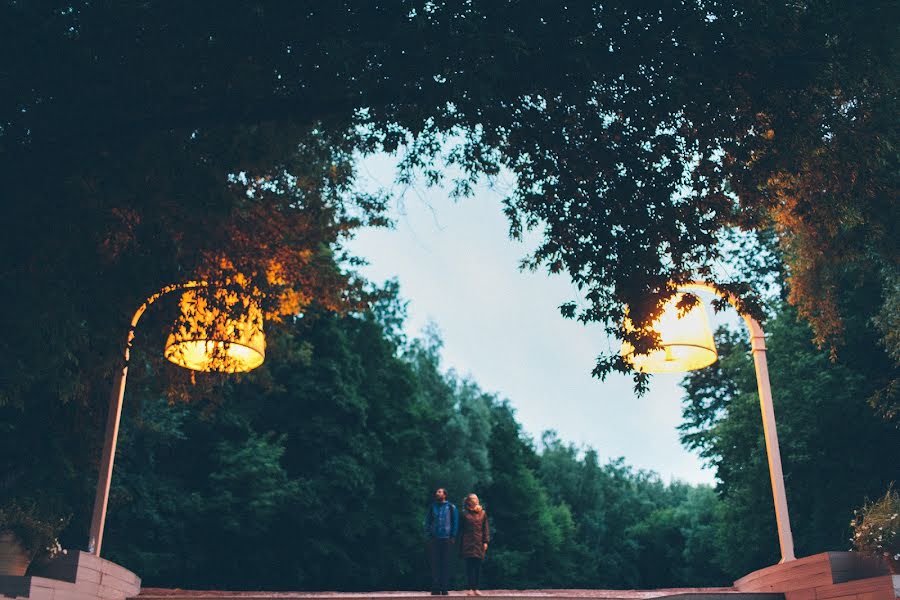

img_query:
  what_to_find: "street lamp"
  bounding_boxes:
[87,281,266,557]
[621,282,796,563]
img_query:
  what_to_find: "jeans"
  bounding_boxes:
[429,538,453,592]
[465,557,482,589]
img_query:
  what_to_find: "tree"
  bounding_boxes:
[537,432,730,588]
[101,301,436,590]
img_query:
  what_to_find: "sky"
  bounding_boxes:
[347,152,719,485]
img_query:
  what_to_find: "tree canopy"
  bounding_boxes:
[2,1,897,401]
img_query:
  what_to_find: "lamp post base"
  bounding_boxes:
[735,551,895,599]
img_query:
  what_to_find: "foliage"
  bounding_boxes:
[0,393,87,556]
[2,2,896,398]
[850,487,900,562]
[536,433,729,588]
[0,501,69,559]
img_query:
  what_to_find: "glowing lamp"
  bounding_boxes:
[614,282,796,563]
[164,288,266,372]
[621,292,717,373]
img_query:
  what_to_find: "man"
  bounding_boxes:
[424,487,459,595]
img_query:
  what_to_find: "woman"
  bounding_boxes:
[459,493,490,596]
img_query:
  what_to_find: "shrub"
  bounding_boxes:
[0,501,70,559]
[850,486,900,565]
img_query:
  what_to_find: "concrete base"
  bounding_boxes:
[734,552,897,600]
[0,551,140,600]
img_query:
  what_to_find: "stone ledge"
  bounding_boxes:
[0,553,140,600]
[735,553,896,600]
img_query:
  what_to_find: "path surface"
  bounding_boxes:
[138,588,744,599]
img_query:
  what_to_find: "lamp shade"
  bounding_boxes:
[621,292,717,373]
[164,288,265,372]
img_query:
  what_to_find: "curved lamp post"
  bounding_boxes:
[87,281,266,556]
[621,282,796,563]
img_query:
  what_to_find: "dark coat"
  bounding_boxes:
[459,510,490,559]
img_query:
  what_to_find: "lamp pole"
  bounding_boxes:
[679,282,796,563]
[88,281,205,557]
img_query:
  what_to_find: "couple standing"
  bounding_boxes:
[424,487,491,596]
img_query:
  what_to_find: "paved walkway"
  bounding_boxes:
[138,588,741,599]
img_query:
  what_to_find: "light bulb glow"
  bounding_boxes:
[164,288,266,373]
[621,292,717,373]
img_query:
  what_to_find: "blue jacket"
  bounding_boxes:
[424,501,459,539]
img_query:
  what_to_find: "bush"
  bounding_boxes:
[850,485,900,564]
[0,501,70,559]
